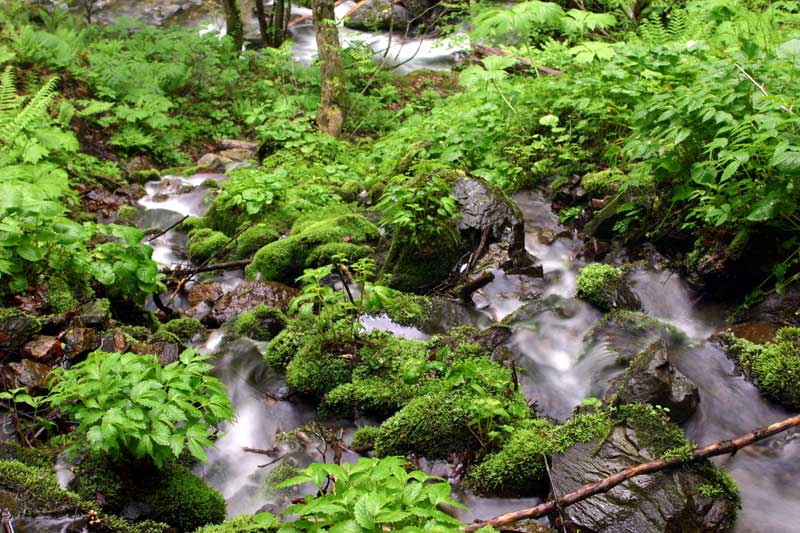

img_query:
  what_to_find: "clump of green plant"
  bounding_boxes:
[47,348,234,467]
[194,512,281,533]
[576,263,627,310]
[726,327,800,407]
[161,317,206,343]
[277,456,466,530]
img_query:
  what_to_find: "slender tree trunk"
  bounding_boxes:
[311,0,346,137]
[273,0,286,47]
[222,0,244,52]
[255,0,269,45]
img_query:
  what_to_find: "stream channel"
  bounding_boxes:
[136,172,800,532]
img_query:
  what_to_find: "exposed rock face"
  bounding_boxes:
[550,426,737,533]
[206,281,299,326]
[77,299,112,329]
[21,336,63,362]
[344,0,411,31]
[453,177,525,254]
[606,340,700,423]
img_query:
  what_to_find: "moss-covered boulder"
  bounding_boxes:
[285,341,352,397]
[233,223,280,260]
[576,263,640,312]
[0,307,42,351]
[193,512,281,533]
[321,377,417,418]
[580,168,625,196]
[245,212,379,285]
[161,317,207,343]
[0,459,78,515]
[187,228,230,263]
[389,231,463,293]
[207,280,299,326]
[724,326,800,408]
[264,317,319,371]
[231,305,286,341]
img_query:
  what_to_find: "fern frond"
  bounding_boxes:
[0,66,21,122]
[0,75,58,147]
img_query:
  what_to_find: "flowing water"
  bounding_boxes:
[130,176,800,531]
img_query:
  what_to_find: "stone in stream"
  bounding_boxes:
[738,282,800,326]
[0,308,41,351]
[344,0,412,31]
[453,176,525,254]
[187,282,225,308]
[605,340,700,423]
[206,280,299,326]
[549,425,737,533]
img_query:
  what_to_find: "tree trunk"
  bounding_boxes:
[222,0,244,52]
[255,0,269,45]
[311,0,346,137]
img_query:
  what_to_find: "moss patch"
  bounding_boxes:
[187,228,230,263]
[231,305,286,341]
[233,223,280,260]
[576,263,627,311]
[162,317,206,342]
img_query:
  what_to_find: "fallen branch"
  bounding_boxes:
[462,413,800,531]
[242,446,279,456]
[460,271,495,303]
[161,259,251,277]
[473,44,563,77]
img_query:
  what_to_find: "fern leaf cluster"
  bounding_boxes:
[0,66,59,147]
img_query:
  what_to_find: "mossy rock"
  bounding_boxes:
[162,317,206,343]
[263,462,300,497]
[148,329,183,345]
[373,390,476,458]
[576,263,640,312]
[389,231,463,293]
[0,307,42,350]
[0,459,80,515]
[353,331,430,378]
[233,223,280,260]
[285,342,352,397]
[264,317,320,371]
[580,168,625,196]
[117,205,140,223]
[193,512,281,533]
[351,425,384,449]
[46,276,79,313]
[71,453,128,513]
[305,242,373,268]
[321,377,417,418]
[179,216,206,233]
[245,212,379,285]
[0,441,53,469]
[142,463,226,531]
[380,292,433,327]
[725,327,800,408]
[231,305,286,341]
[187,228,230,263]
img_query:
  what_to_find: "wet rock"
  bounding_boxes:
[0,309,41,351]
[206,281,299,326]
[739,282,800,326]
[453,176,525,253]
[21,336,63,361]
[713,321,782,345]
[130,342,182,366]
[606,340,699,423]
[196,153,229,171]
[583,311,685,365]
[187,282,225,308]
[344,0,412,30]
[77,299,112,329]
[62,328,101,359]
[135,208,186,233]
[125,156,155,176]
[550,425,736,533]
[0,360,52,391]
[218,148,254,161]
[218,139,257,151]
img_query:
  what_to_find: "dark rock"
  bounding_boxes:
[187,282,225,308]
[606,340,699,423]
[77,299,112,329]
[99,332,130,354]
[550,426,736,533]
[0,360,52,391]
[63,328,101,359]
[739,283,800,326]
[582,311,684,366]
[21,336,63,361]
[0,309,41,351]
[207,281,299,326]
[453,176,525,253]
[344,0,412,30]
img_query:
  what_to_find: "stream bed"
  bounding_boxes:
[138,173,800,531]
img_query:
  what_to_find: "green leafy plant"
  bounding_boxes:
[47,349,234,468]
[277,456,465,531]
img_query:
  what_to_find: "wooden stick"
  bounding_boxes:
[462,413,800,531]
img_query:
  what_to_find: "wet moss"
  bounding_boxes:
[143,462,226,531]
[576,263,626,311]
[46,276,79,313]
[231,305,286,341]
[263,462,300,497]
[264,317,319,371]
[321,377,416,418]
[187,228,230,263]
[581,168,625,196]
[117,205,139,223]
[388,231,462,293]
[0,441,53,469]
[305,242,373,268]
[245,213,380,285]
[193,512,281,533]
[0,459,79,515]
[351,426,383,449]
[71,453,127,512]
[179,216,206,232]
[233,223,280,260]
[148,329,183,345]
[380,292,432,327]
[726,327,800,408]
[285,342,352,397]
[162,317,206,343]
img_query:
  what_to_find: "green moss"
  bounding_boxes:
[179,216,206,232]
[0,441,52,469]
[285,342,352,397]
[232,305,286,341]
[264,317,319,371]
[0,307,41,347]
[373,390,475,458]
[143,463,226,531]
[71,453,127,513]
[381,292,432,327]
[389,230,462,293]
[111,325,153,341]
[263,463,299,496]
[130,169,162,184]
[245,212,379,284]
[162,317,206,342]
[193,512,281,533]
[305,242,373,268]
[353,331,430,378]
[351,426,384,449]
[727,327,800,408]
[576,263,626,311]
[581,168,625,196]
[46,276,79,313]
[233,223,280,260]
[321,377,416,418]
[117,205,139,222]
[187,228,230,263]
[148,329,182,345]
[0,459,80,515]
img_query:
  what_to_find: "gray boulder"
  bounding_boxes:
[606,340,700,423]
[206,281,299,326]
[453,176,525,254]
[344,0,412,30]
[550,425,737,533]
